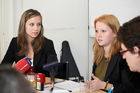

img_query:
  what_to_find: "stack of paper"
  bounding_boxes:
[40,80,83,93]
[54,80,83,92]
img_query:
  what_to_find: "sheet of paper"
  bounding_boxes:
[54,80,83,92]
[40,80,84,93]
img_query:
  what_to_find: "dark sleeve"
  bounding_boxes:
[47,39,57,57]
[1,38,16,65]
[41,39,57,76]
[45,39,58,63]
[113,60,134,93]
[91,63,96,80]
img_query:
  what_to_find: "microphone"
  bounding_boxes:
[14,57,32,73]
[43,61,58,72]
[43,55,58,90]
[43,55,58,73]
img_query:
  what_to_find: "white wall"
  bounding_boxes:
[89,0,140,37]
[0,0,14,61]
[0,0,1,61]
[1,0,89,80]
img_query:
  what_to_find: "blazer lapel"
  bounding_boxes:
[33,52,41,66]
[104,54,118,81]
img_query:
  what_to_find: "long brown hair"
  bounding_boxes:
[93,14,121,65]
[17,9,44,56]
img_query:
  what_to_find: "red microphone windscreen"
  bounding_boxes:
[14,57,32,73]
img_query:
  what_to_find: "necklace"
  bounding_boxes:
[104,57,108,62]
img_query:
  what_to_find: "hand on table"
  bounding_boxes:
[87,74,105,91]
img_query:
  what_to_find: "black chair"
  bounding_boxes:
[55,62,69,80]
[60,41,84,82]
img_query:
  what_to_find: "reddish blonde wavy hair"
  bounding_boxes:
[93,14,121,65]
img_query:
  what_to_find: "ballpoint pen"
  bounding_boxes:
[50,75,55,92]
[50,82,54,92]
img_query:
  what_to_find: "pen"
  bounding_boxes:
[108,87,113,93]
[50,82,54,92]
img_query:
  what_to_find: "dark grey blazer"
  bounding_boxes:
[1,37,57,76]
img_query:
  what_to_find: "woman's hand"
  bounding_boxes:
[89,74,106,91]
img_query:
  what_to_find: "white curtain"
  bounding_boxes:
[0,0,14,62]
[0,0,2,62]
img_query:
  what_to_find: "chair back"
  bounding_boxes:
[60,41,84,82]
[55,62,69,80]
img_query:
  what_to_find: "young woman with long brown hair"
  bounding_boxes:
[1,9,57,76]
